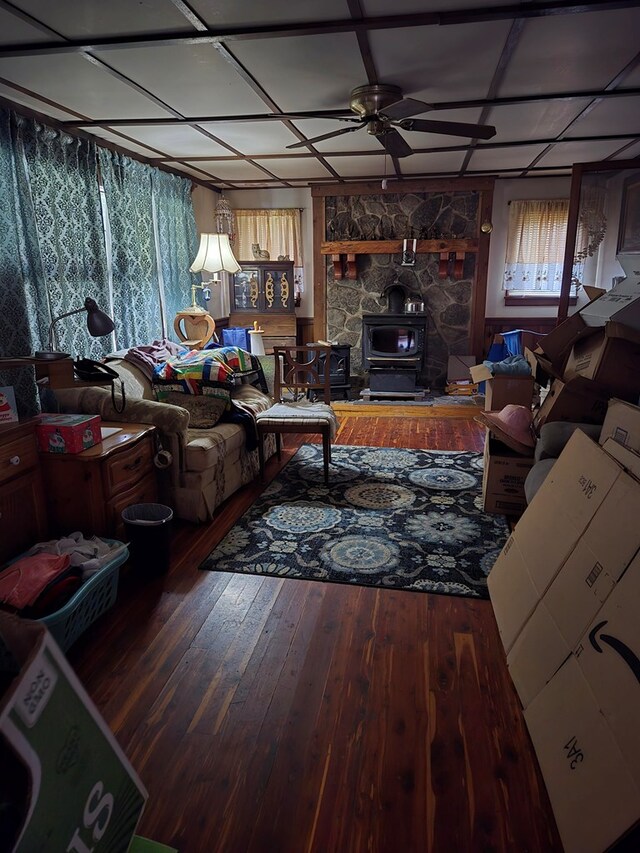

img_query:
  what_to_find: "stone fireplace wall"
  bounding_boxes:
[325,191,479,389]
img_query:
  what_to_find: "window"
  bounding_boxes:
[503,199,573,302]
[235,209,303,265]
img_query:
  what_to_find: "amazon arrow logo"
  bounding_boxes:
[589,620,640,684]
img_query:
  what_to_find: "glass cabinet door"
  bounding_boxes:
[232,268,260,311]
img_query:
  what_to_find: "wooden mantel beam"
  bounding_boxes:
[320,238,478,255]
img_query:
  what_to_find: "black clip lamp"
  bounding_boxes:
[35,297,115,360]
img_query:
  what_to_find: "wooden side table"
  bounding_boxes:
[0,419,48,565]
[39,423,158,541]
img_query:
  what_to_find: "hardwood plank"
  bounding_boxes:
[66,408,563,853]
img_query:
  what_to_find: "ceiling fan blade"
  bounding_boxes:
[378,128,412,159]
[401,118,497,139]
[381,97,434,120]
[286,123,365,150]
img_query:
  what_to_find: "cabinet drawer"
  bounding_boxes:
[107,472,159,541]
[104,437,154,497]
[0,434,38,485]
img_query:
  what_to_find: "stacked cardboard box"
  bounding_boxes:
[529,278,640,429]
[470,361,535,411]
[487,401,640,853]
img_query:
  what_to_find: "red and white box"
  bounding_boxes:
[36,413,101,454]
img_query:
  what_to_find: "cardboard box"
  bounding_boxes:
[579,275,640,331]
[484,375,534,411]
[447,354,476,383]
[0,386,18,423]
[481,430,534,517]
[602,436,640,480]
[523,655,640,853]
[535,311,594,371]
[564,323,640,400]
[487,430,621,652]
[0,618,147,852]
[574,562,640,788]
[599,398,640,453]
[532,376,610,431]
[36,413,101,454]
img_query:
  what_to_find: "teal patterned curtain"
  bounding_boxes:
[98,150,162,348]
[152,169,199,335]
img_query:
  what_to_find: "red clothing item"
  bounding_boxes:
[0,553,73,611]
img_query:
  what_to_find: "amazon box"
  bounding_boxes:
[523,654,640,853]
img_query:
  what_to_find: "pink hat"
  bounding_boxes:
[474,404,536,456]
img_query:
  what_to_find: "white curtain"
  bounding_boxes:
[503,199,569,292]
[235,209,303,265]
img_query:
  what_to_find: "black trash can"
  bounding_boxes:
[122,503,173,576]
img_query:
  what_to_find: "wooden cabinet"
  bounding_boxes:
[0,420,48,564]
[229,261,297,351]
[40,423,158,541]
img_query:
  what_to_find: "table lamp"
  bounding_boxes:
[36,297,115,360]
[187,233,241,313]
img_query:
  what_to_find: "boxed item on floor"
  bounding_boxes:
[36,413,101,454]
[598,397,640,453]
[481,429,534,517]
[487,429,623,652]
[0,617,147,852]
[579,275,640,331]
[483,375,534,411]
[563,322,640,400]
[532,376,610,430]
[447,354,476,383]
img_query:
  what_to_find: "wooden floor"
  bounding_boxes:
[68,408,562,853]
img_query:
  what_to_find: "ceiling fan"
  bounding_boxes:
[286,84,496,158]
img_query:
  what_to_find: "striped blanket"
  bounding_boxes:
[153,346,255,397]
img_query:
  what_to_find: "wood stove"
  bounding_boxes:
[362,313,427,394]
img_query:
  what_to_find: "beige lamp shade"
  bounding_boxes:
[189,233,241,274]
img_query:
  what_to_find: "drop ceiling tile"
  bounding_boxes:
[251,157,332,179]
[537,139,628,167]
[184,159,271,180]
[94,44,270,117]
[0,54,174,119]
[0,8,57,43]
[612,142,640,160]
[231,32,366,113]
[369,21,512,102]
[363,0,515,10]
[197,120,300,155]
[399,151,467,174]
[14,0,193,38]
[564,96,640,138]
[0,85,79,121]
[92,124,232,157]
[190,0,350,27]
[164,161,222,180]
[324,154,388,179]
[500,9,640,97]
[487,101,592,142]
[78,126,166,157]
[468,143,548,171]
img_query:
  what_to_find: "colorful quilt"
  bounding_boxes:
[153,346,257,404]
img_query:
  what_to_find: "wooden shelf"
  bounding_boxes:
[320,238,478,255]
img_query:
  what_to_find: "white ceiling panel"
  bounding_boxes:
[94,44,269,117]
[487,100,592,142]
[185,160,272,180]
[77,127,166,157]
[0,8,57,43]
[399,151,467,174]
[612,141,640,160]
[190,0,351,27]
[323,154,388,178]
[363,0,516,10]
[251,157,332,179]
[231,33,366,113]
[500,9,640,97]
[564,96,640,138]
[164,161,221,180]
[468,144,548,171]
[197,121,300,155]
[537,139,629,168]
[0,54,174,119]
[369,21,512,103]
[93,124,232,157]
[12,0,193,38]
[0,83,79,121]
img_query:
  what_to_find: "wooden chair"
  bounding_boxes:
[255,345,338,485]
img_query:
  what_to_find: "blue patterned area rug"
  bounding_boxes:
[200,445,510,599]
